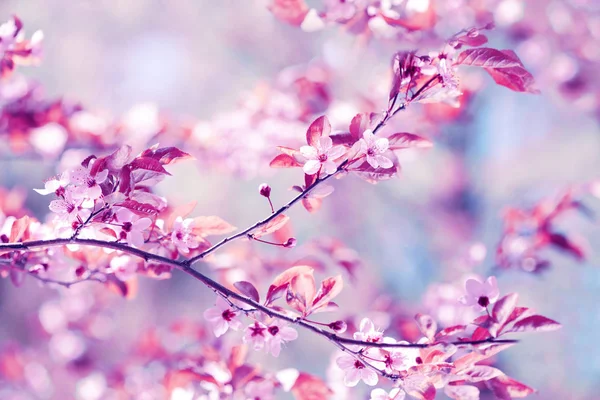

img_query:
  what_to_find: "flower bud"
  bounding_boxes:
[283,237,297,248]
[259,183,271,198]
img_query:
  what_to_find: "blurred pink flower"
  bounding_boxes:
[370,387,405,400]
[171,217,199,254]
[354,318,383,343]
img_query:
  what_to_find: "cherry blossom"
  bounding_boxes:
[264,320,298,357]
[34,173,70,196]
[353,318,383,343]
[353,129,393,169]
[300,136,345,175]
[202,296,242,338]
[336,354,379,387]
[460,276,500,308]
[114,209,152,248]
[70,165,109,201]
[243,321,269,350]
[171,217,200,254]
[370,387,405,400]
[48,190,85,222]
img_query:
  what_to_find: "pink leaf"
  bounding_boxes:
[487,375,535,399]
[192,216,236,236]
[266,265,314,305]
[252,214,290,238]
[492,293,519,330]
[287,272,316,315]
[291,372,333,400]
[310,275,343,313]
[465,365,504,382]
[115,200,158,216]
[456,48,522,68]
[435,325,467,340]
[270,154,300,168]
[387,132,433,150]
[444,385,479,400]
[548,232,585,260]
[233,281,260,303]
[130,157,171,175]
[9,216,29,242]
[506,315,562,333]
[141,146,192,165]
[306,115,331,147]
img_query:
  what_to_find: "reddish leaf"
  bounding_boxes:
[287,272,316,315]
[233,281,260,303]
[266,265,314,305]
[141,146,192,165]
[269,0,309,26]
[548,232,585,260]
[387,132,433,150]
[115,200,159,216]
[310,275,343,313]
[465,365,503,382]
[270,154,300,168]
[471,326,491,341]
[492,293,518,330]
[506,315,561,333]
[291,372,333,400]
[130,157,171,175]
[487,375,535,399]
[192,216,236,236]
[456,48,522,68]
[166,201,197,231]
[9,270,24,287]
[306,115,330,147]
[349,113,371,141]
[435,325,467,340]
[252,215,290,238]
[9,216,29,242]
[504,306,533,327]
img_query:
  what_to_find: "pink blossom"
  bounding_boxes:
[353,129,393,169]
[203,296,242,338]
[264,320,298,357]
[48,190,84,222]
[353,318,383,343]
[300,136,346,175]
[380,338,410,372]
[171,217,200,254]
[244,379,275,400]
[370,387,405,400]
[70,165,109,200]
[243,321,269,350]
[336,354,378,387]
[460,276,499,308]
[115,208,152,248]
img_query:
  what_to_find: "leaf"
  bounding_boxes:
[547,232,585,260]
[266,265,314,305]
[456,48,522,68]
[306,115,330,147]
[506,315,562,333]
[233,281,260,303]
[291,372,333,400]
[141,146,192,165]
[287,272,316,315]
[9,216,29,242]
[492,293,519,332]
[270,154,300,168]
[252,214,290,238]
[465,365,504,382]
[268,0,309,26]
[415,313,437,340]
[100,145,132,173]
[387,132,433,150]
[487,375,535,399]
[192,216,236,236]
[349,113,371,141]
[435,325,467,340]
[129,157,171,175]
[444,385,480,400]
[310,275,343,313]
[115,200,159,216]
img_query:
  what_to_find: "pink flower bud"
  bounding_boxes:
[259,183,271,198]
[283,237,297,248]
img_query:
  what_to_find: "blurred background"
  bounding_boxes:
[0,0,599,399]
